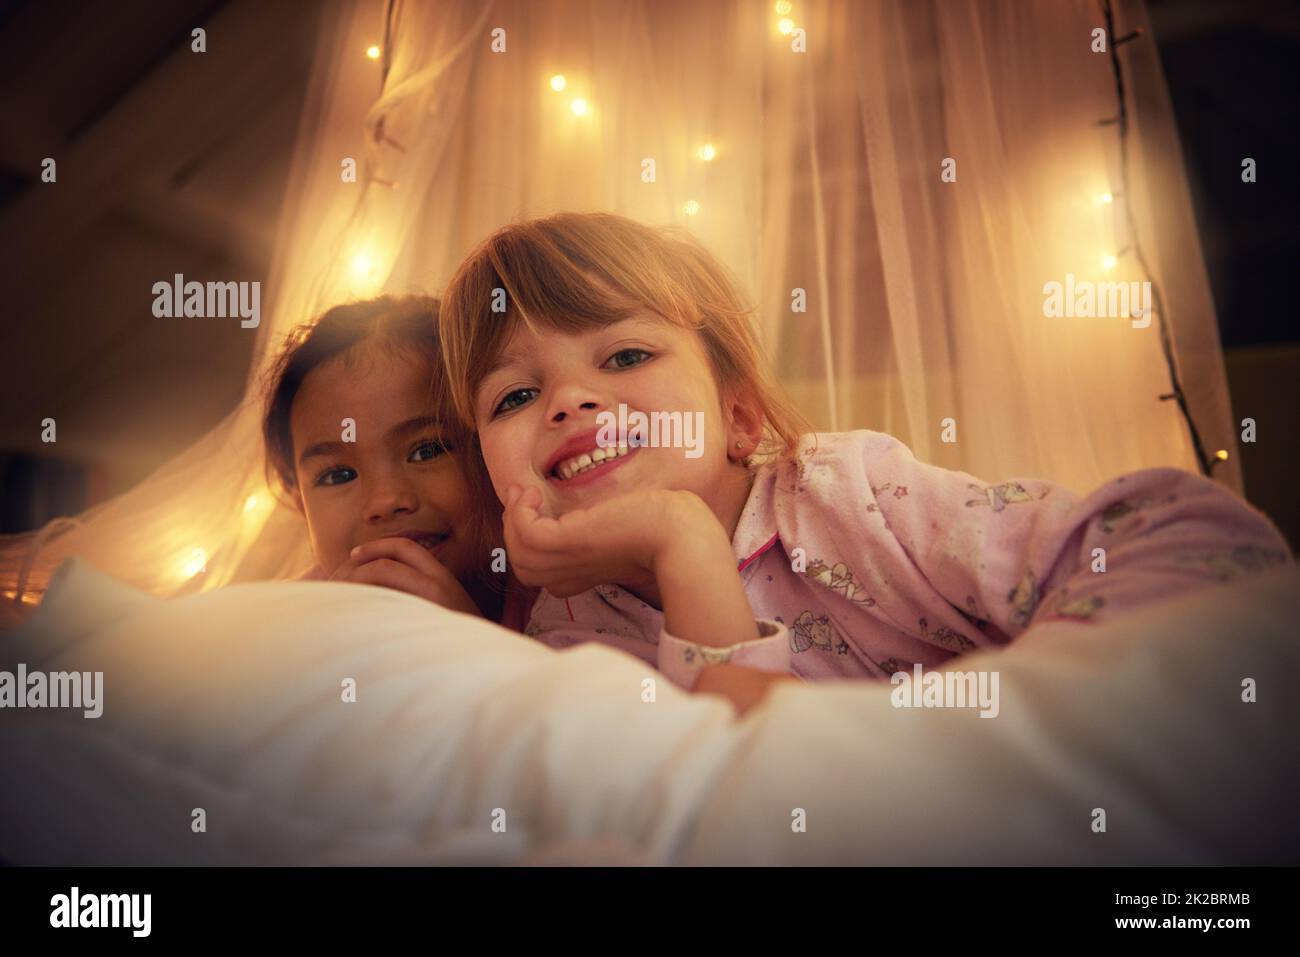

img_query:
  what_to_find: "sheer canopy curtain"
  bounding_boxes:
[375,0,1232,489]
[2,0,1233,616]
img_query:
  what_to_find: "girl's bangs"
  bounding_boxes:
[458,232,694,412]
[487,231,665,334]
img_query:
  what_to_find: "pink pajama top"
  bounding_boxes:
[524,431,1293,689]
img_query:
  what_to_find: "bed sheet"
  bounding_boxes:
[1,558,1296,865]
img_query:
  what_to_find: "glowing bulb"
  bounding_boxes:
[550,74,566,92]
[244,495,260,514]
[1102,254,1118,270]
[683,199,700,216]
[570,98,588,116]
[352,252,374,276]
[697,143,716,161]
[1216,449,1230,461]
[778,18,794,34]
[366,45,381,60]
[182,548,208,579]
[1096,192,1114,204]
[775,1,793,14]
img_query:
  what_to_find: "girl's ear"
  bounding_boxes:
[724,386,765,462]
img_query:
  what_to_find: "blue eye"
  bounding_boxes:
[605,348,651,369]
[315,466,356,487]
[409,439,449,463]
[494,387,538,416]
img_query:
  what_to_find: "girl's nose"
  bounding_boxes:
[546,380,605,424]
[363,475,420,523]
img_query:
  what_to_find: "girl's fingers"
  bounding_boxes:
[347,558,455,606]
[342,555,482,615]
[349,536,458,585]
[504,488,652,593]
[347,557,427,593]
[327,555,364,582]
[506,497,565,554]
[503,482,549,526]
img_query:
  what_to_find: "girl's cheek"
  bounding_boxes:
[303,494,352,561]
[301,514,337,575]
[479,442,511,486]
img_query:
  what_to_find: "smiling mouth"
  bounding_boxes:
[550,441,636,481]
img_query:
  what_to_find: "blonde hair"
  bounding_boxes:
[438,211,811,465]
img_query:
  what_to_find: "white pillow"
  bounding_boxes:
[682,564,1300,864]
[0,559,740,865]
[4,559,1296,865]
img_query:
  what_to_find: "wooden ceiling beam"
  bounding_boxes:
[0,0,315,304]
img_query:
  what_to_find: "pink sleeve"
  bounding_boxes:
[523,590,791,692]
[658,619,791,690]
[860,433,1293,639]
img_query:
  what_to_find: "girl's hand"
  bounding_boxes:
[693,663,802,717]
[501,485,725,599]
[332,537,482,617]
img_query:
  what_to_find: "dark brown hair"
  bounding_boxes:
[261,295,518,615]
[262,295,448,494]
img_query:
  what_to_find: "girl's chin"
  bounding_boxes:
[547,478,633,514]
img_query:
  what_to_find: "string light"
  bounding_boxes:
[1215,449,1230,462]
[181,548,207,579]
[366,45,381,60]
[778,18,795,35]
[775,1,793,14]
[1095,192,1114,205]
[697,143,716,161]
[351,252,374,276]
[683,200,700,216]
[570,98,589,116]
[550,74,566,92]
[243,495,260,514]
[1098,0,1213,476]
[1100,245,1131,272]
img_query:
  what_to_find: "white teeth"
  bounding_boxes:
[555,443,632,480]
